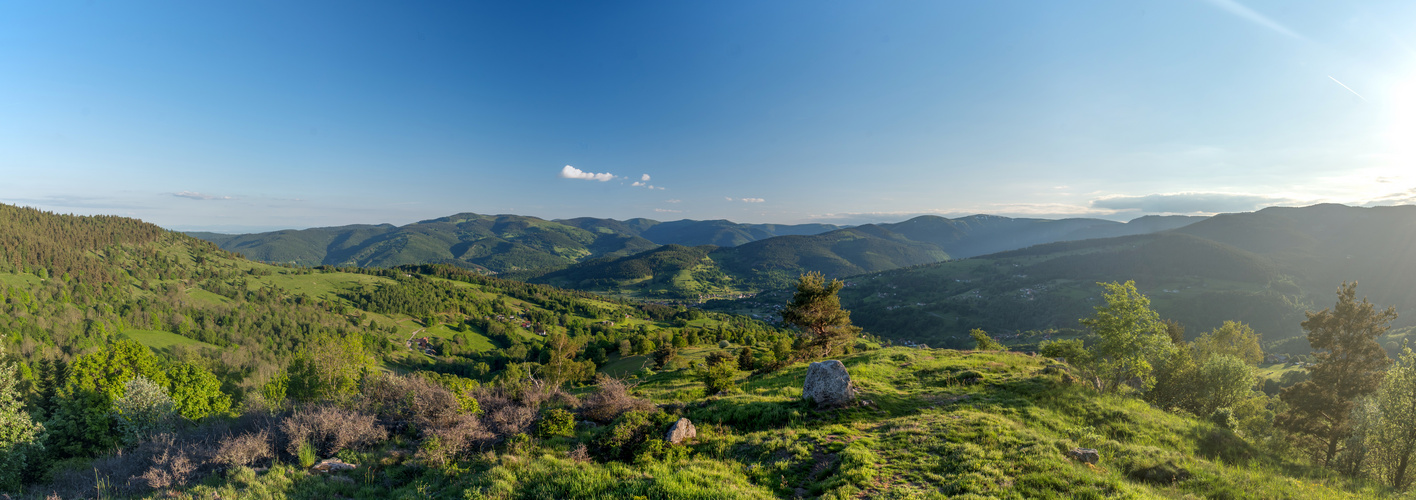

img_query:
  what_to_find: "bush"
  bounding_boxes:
[281,405,386,457]
[538,408,576,438]
[594,410,676,462]
[970,329,1006,351]
[112,376,176,446]
[361,373,462,434]
[695,358,737,395]
[214,430,273,467]
[581,375,655,424]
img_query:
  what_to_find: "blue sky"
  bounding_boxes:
[3,1,1415,232]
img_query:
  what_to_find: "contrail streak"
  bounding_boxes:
[1328,75,1368,102]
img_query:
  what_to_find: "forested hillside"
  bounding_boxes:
[191,215,844,273]
[709,204,1416,353]
[194,212,1200,298]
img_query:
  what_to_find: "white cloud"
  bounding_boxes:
[173,191,233,200]
[741,197,765,203]
[654,208,682,213]
[1089,192,1291,214]
[725,197,734,202]
[559,165,615,182]
[641,174,650,181]
[632,182,645,187]
[666,199,681,203]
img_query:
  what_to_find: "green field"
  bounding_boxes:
[0,272,47,288]
[422,323,498,352]
[248,270,396,302]
[121,329,220,350]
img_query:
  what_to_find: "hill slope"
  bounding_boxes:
[721,204,1416,352]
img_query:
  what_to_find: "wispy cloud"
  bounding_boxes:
[1202,0,1302,39]
[665,199,681,203]
[173,191,233,200]
[559,165,615,181]
[1090,192,1290,214]
[741,197,765,203]
[1327,76,1368,102]
[654,208,682,213]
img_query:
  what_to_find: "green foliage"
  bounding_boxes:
[1194,320,1264,366]
[287,332,374,402]
[780,272,861,359]
[0,341,44,493]
[166,362,231,420]
[1079,281,1175,393]
[1039,338,1091,366]
[1280,282,1398,466]
[64,338,168,402]
[1365,343,1416,489]
[736,347,755,371]
[297,442,318,468]
[111,376,176,446]
[537,408,575,438]
[594,410,677,463]
[969,328,1005,351]
[695,355,738,395]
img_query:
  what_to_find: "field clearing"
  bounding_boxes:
[184,288,232,306]
[422,323,498,352]
[122,329,220,350]
[0,272,44,288]
[249,271,395,301]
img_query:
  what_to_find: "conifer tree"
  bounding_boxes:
[780,272,861,359]
[1278,282,1397,467]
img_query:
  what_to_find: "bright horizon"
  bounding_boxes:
[3,1,1416,232]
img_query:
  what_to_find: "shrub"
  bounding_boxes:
[594,410,676,462]
[112,376,176,446]
[538,408,576,438]
[281,405,386,457]
[970,329,1006,351]
[214,430,273,467]
[695,357,737,395]
[580,375,655,424]
[361,373,462,434]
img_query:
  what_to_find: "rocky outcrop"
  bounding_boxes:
[1067,448,1100,464]
[803,360,856,408]
[666,417,697,444]
[312,458,357,472]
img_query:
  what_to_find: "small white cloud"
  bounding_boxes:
[741,197,765,203]
[641,174,651,181]
[173,191,233,200]
[725,197,734,202]
[559,165,615,181]
[666,199,681,203]
[632,181,645,187]
[654,208,682,213]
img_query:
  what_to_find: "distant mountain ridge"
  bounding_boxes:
[783,204,1416,352]
[191,212,1202,287]
[530,213,1205,298]
[190,214,848,273]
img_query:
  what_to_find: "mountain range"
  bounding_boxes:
[755,204,1416,353]
[192,212,1204,296]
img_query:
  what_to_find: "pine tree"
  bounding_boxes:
[1278,282,1397,467]
[780,272,861,359]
